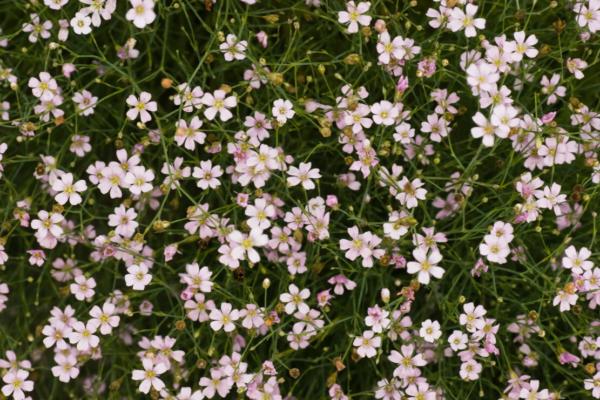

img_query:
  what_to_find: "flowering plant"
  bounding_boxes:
[0,0,599,399]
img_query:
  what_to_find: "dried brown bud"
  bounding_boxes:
[262,14,280,24]
[268,72,284,86]
[289,368,300,379]
[320,127,331,137]
[344,53,361,65]
[553,19,566,34]
[585,363,597,374]
[528,310,538,321]
[333,357,346,371]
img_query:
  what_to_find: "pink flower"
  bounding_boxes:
[339,226,384,268]
[70,275,96,301]
[209,302,240,332]
[447,4,485,37]
[131,358,167,394]
[201,90,237,121]
[558,351,580,366]
[2,369,34,400]
[175,116,206,150]
[256,31,268,48]
[327,274,357,295]
[28,71,58,101]
[126,91,157,123]
[125,166,154,195]
[287,162,321,190]
[193,160,223,190]
[338,1,372,34]
[68,320,100,351]
[353,330,380,358]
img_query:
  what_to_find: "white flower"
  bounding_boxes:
[396,177,427,209]
[80,0,117,27]
[471,112,496,147]
[31,210,64,238]
[228,229,268,263]
[562,245,593,274]
[513,31,538,61]
[51,172,87,205]
[125,264,152,290]
[419,319,442,343]
[175,116,206,150]
[376,31,405,65]
[383,211,410,240]
[220,34,247,61]
[279,284,310,314]
[459,360,482,381]
[245,198,276,230]
[272,99,295,125]
[479,235,510,264]
[448,330,468,351]
[70,13,92,35]
[44,0,69,10]
[371,100,399,126]
[89,302,120,335]
[466,62,499,95]
[108,205,138,238]
[338,1,372,34]
[534,183,566,215]
[519,379,550,399]
[180,263,214,293]
[406,247,445,284]
[72,90,98,116]
[553,288,578,312]
[126,0,156,29]
[51,353,79,383]
[132,359,167,394]
[125,166,155,195]
[447,4,485,37]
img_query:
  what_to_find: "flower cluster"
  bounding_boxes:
[0,1,599,399]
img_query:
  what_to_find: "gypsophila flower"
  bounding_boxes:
[220,34,248,61]
[287,162,321,190]
[51,173,87,205]
[70,13,92,35]
[406,247,445,284]
[201,90,237,121]
[338,2,372,34]
[272,99,295,125]
[126,91,157,123]
[126,0,156,29]
[131,359,167,394]
[447,4,485,38]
